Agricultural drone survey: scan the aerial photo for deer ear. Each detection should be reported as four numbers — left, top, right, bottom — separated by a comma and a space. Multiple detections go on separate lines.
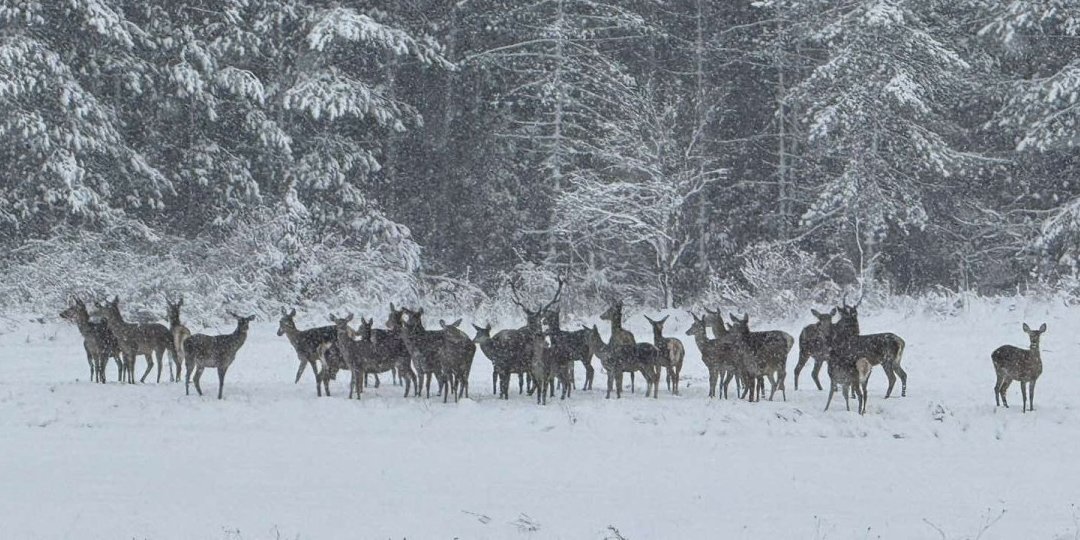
1023, 323, 1031, 332
729, 313, 739, 323
1039, 323, 1047, 332
658, 315, 668, 324
811, 309, 822, 317
389, 302, 396, 313
345, 312, 354, 322
829, 307, 837, 316
289, 308, 296, 318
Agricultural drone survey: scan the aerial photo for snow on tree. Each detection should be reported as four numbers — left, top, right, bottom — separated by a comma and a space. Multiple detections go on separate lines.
552, 90, 724, 307
786, 0, 978, 280
0, 1, 168, 241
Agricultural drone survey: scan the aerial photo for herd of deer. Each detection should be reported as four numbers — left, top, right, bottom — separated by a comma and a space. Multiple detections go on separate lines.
56, 283, 1048, 414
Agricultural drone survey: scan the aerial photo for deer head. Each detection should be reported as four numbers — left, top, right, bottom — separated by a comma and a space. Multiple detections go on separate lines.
277, 307, 297, 336
1023, 322, 1047, 350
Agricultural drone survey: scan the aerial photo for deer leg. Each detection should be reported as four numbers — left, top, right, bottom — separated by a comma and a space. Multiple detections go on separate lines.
777, 370, 788, 402
993, 372, 1003, 407
217, 366, 227, 399
374, 372, 381, 388
1028, 380, 1037, 412
708, 367, 718, 398
154, 349, 164, 384
605, 370, 614, 399
793, 350, 810, 391
193, 366, 204, 396
767, 372, 778, 401
585, 361, 594, 390
1020, 380, 1028, 414
295, 360, 308, 384
184, 359, 193, 395
517, 372, 524, 394
810, 359, 824, 391
843, 384, 851, 411
825, 384, 836, 412
882, 365, 897, 399
1000, 378, 1012, 408
629, 371, 635, 393
893, 364, 908, 397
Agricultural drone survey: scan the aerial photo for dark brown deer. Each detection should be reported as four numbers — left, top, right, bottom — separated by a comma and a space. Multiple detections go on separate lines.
834, 300, 907, 398
165, 296, 190, 382
793, 308, 836, 391
992, 323, 1046, 412
375, 305, 419, 397
473, 323, 530, 399
396, 307, 447, 400
541, 308, 593, 390
182, 312, 255, 399
98, 296, 175, 384
685, 313, 738, 398
644, 315, 685, 395
277, 308, 344, 397
600, 300, 638, 392
326, 313, 371, 399
727, 313, 793, 402
582, 325, 660, 399
439, 318, 477, 401
60, 297, 121, 383
824, 350, 871, 415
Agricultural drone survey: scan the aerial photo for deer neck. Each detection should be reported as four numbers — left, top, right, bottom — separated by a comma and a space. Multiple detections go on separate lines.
1030, 340, 1042, 363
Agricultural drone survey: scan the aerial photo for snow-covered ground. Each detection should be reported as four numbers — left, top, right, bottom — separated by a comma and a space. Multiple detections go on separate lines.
2, 300, 1079, 539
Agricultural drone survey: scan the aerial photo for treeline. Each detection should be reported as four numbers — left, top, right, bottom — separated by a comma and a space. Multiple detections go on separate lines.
1, 0, 1078, 310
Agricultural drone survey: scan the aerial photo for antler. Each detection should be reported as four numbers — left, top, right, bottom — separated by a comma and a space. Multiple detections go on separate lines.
507, 276, 530, 312
540, 275, 565, 313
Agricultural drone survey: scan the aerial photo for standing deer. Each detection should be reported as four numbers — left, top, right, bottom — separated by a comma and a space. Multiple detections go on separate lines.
182, 312, 255, 399
277, 308, 344, 397
98, 296, 175, 384
439, 318, 477, 401
396, 307, 447, 400
165, 296, 190, 382
834, 300, 907, 398
600, 300, 638, 392
60, 297, 121, 383
992, 323, 1046, 412
685, 313, 738, 398
582, 325, 660, 399
473, 323, 530, 400
793, 308, 836, 391
644, 315, 684, 395
727, 314, 793, 402
825, 313, 871, 415
542, 308, 593, 390
327, 313, 371, 399
380, 305, 420, 397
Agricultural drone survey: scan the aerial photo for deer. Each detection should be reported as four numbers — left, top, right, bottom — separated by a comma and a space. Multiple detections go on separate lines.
277, 308, 344, 397
541, 307, 593, 391
325, 313, 374, 399
381, 305, 419, 397
727, 314, 793, 402
644, 315, 685, 395
98, 296, 175, 384
685, 313, 738, 398
440, 319, 476, 400
600, 300, 638, 392
992, 323, 1046, 412
473, 323, 530, 399
181, 312, 255, 399
527, 323, 553, 405
834, 297, 907, 398
165, 296, 190, 382
582, 324, 661, 399
397, 308, 474, 403
395, 307, 447, 400
824, 348, 871, 415
793, 308, 836, 391
60, 297, 122, 383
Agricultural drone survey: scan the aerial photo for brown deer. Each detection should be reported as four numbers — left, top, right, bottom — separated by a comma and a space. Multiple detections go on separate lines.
824, 351, 871, 415
326, 313, 372, 399
582, 325, 660, 399
541, 307, 593, 390
182, 312, 255, 399
277, 308, 344, 397
165, 296, 190, 382
60, 297, 121, 383
473, 323, 530, 399
727, 313, 793, 402
685, 313, 738, 398
992, 323, 1046, 412
381, 305, 419, 397
793, 308, 836, 391
600, 300, 638, 392
439, 318, 477, 401
98, 296, 175, 384
644, 315, 685, 395
834, 300, 907, 398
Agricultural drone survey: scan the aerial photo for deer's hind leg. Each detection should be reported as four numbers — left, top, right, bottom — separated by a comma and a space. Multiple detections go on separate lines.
154, 348, 165, 383
993, 370, 1004, 407
193, 366, 205, 396
216, 366, 228, 399
1028, 379, 1037, 412
999, 378, 1013, 408
1020, 379, 1029, 414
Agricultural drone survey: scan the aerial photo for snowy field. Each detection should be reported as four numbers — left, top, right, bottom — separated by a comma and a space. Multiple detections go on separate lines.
2, 300, 1080, 540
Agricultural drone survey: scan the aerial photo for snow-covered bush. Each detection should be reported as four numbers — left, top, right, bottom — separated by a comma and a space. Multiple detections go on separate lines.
693, 242, 840, 319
